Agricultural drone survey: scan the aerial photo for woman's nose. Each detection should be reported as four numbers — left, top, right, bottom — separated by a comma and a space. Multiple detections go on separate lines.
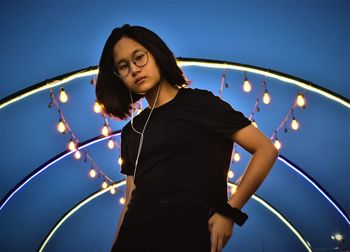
130, 62, 141, 76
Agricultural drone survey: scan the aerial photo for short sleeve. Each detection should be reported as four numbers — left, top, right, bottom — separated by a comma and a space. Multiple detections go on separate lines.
120, 127, 134, 176
198, 89, 251, 139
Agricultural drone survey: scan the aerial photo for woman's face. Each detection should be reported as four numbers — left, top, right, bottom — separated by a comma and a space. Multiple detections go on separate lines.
113, 37, 161, 95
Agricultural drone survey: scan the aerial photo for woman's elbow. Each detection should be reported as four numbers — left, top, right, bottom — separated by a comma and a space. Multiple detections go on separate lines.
260, 141, 279, 161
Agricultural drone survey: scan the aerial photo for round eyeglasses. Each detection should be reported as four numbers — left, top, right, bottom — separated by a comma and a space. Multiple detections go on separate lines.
113, 50, 149, 78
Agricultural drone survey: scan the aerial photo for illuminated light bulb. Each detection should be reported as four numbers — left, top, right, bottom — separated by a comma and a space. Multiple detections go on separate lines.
228, 169, 234, 179
243, 78, 252, 93
59, 87, 68, 103
231, 187, 237, 195
89, 168, 97, 178
108, 139, 115, 149
119, 197, 126, 205
291, 117, 300, 130
137, 107, 142, 115
93, 101, 102, 113
110, 187, 116, 195
233, 152, 241, 162
68, 139, 76, 151
101, 181, 108, 189
274, 139, 282, 150
252, 120, 258, 128
118, 157, 123, 166
74, 151, 81, 160
263, 91, 271, 104
296, 93, 305, 107
334, 233, 343, 241
101, 125, 109, 136
57, 120, 66, 133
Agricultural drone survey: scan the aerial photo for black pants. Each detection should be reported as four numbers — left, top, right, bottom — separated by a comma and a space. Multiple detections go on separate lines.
111, 202, 211, 252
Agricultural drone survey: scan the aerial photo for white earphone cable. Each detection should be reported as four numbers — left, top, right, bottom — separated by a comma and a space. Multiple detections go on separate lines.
126, 82, 162, 204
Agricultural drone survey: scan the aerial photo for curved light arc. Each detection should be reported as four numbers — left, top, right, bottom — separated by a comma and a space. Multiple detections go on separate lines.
1, 59, 349, 109
1, 133, 348, 229
38, 180, 126, 252
177, 60, 349, 108
0, 131, 121, 211
38, 181, 312, 252
278, 155, 350, 225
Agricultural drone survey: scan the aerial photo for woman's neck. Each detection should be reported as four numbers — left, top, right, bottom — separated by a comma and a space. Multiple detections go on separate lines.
145, 80, 179, 109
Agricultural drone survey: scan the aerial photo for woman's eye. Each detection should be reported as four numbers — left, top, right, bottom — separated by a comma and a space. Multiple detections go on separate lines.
135, 54, 144, 62
118, 63, 128, 70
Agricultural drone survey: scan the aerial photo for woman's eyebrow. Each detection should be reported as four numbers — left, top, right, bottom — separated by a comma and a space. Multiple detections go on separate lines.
115, 48, 144, 65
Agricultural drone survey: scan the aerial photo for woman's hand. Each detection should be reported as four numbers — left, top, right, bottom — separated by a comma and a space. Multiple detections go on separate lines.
208, 212, 234, 252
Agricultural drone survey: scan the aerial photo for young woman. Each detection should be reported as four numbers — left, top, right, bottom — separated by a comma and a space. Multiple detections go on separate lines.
96, 24, 278, 252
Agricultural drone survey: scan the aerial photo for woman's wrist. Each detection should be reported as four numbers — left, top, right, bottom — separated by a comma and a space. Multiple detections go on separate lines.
214, 202, 248, 226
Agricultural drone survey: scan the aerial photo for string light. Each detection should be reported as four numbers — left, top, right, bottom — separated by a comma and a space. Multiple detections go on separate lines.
228, 169, 234, 179
101, 124, 109, 136
59, 87, 68, 103
243, 76, 252, 93
68, 139, 77, 151
119, 197, 126, 205
118, 157, 123, 166
57, 119, 66, 134
230, 186, 237, 195
89, 168, 97, 178
274, 138, 282, 150
74, 151, 81, 160
263, 90, 271, 104
50, 89, 115, 190
101, 181, 108, 189
233, 152, 241, 162
296, 93, 306, 107
331, 233, 343, 241
252, 119, 258, 128
93, 101, 102, 114
108, 139, 115, 149
291, 117, 300, 130
110, 187, 116, 195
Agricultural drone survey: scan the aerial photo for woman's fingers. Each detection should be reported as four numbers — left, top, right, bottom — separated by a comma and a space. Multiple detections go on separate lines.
217, 235, 223, 252
210, 234, 218, 252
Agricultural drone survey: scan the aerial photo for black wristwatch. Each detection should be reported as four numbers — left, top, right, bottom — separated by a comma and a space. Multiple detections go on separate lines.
214, 202, 248, 227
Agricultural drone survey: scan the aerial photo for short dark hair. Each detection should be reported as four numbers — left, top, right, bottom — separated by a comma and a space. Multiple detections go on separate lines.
95, 24, 189, 120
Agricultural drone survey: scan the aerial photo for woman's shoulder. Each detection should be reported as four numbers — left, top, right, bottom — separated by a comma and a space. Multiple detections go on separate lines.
180, 87, 214, 100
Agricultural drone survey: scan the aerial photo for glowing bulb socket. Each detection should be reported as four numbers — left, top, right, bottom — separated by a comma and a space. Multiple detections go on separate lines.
118, 157, 123, 166
119, 197, 126, 205
101, 125, 109, 136
274, 139, 282, 150
94, 101, 102, 113
89, 168, 97, 178
102, 181, 108, 189
233, 152, 241, 162
296, 93, 305, 107
228, 169, 234, 179
243, 78, 252, 93
291, 118, 300, 130
74, 151, 81, 160
57, 120, 66, 133
108, 139, 115, 149
59, 87, 68, 103
263, 91, 271, 104
68, 139, 76, 151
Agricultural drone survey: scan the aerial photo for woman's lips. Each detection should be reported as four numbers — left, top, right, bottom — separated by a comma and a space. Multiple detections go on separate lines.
135, 77, 146, 85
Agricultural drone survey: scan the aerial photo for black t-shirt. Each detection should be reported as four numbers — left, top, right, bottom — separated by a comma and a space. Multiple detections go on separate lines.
120, 87, 251, 209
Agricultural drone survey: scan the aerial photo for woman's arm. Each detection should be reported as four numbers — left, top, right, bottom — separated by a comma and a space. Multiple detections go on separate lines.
209, 124, 279, 252
112, 175, 135, 246
228, 124, 279, 209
